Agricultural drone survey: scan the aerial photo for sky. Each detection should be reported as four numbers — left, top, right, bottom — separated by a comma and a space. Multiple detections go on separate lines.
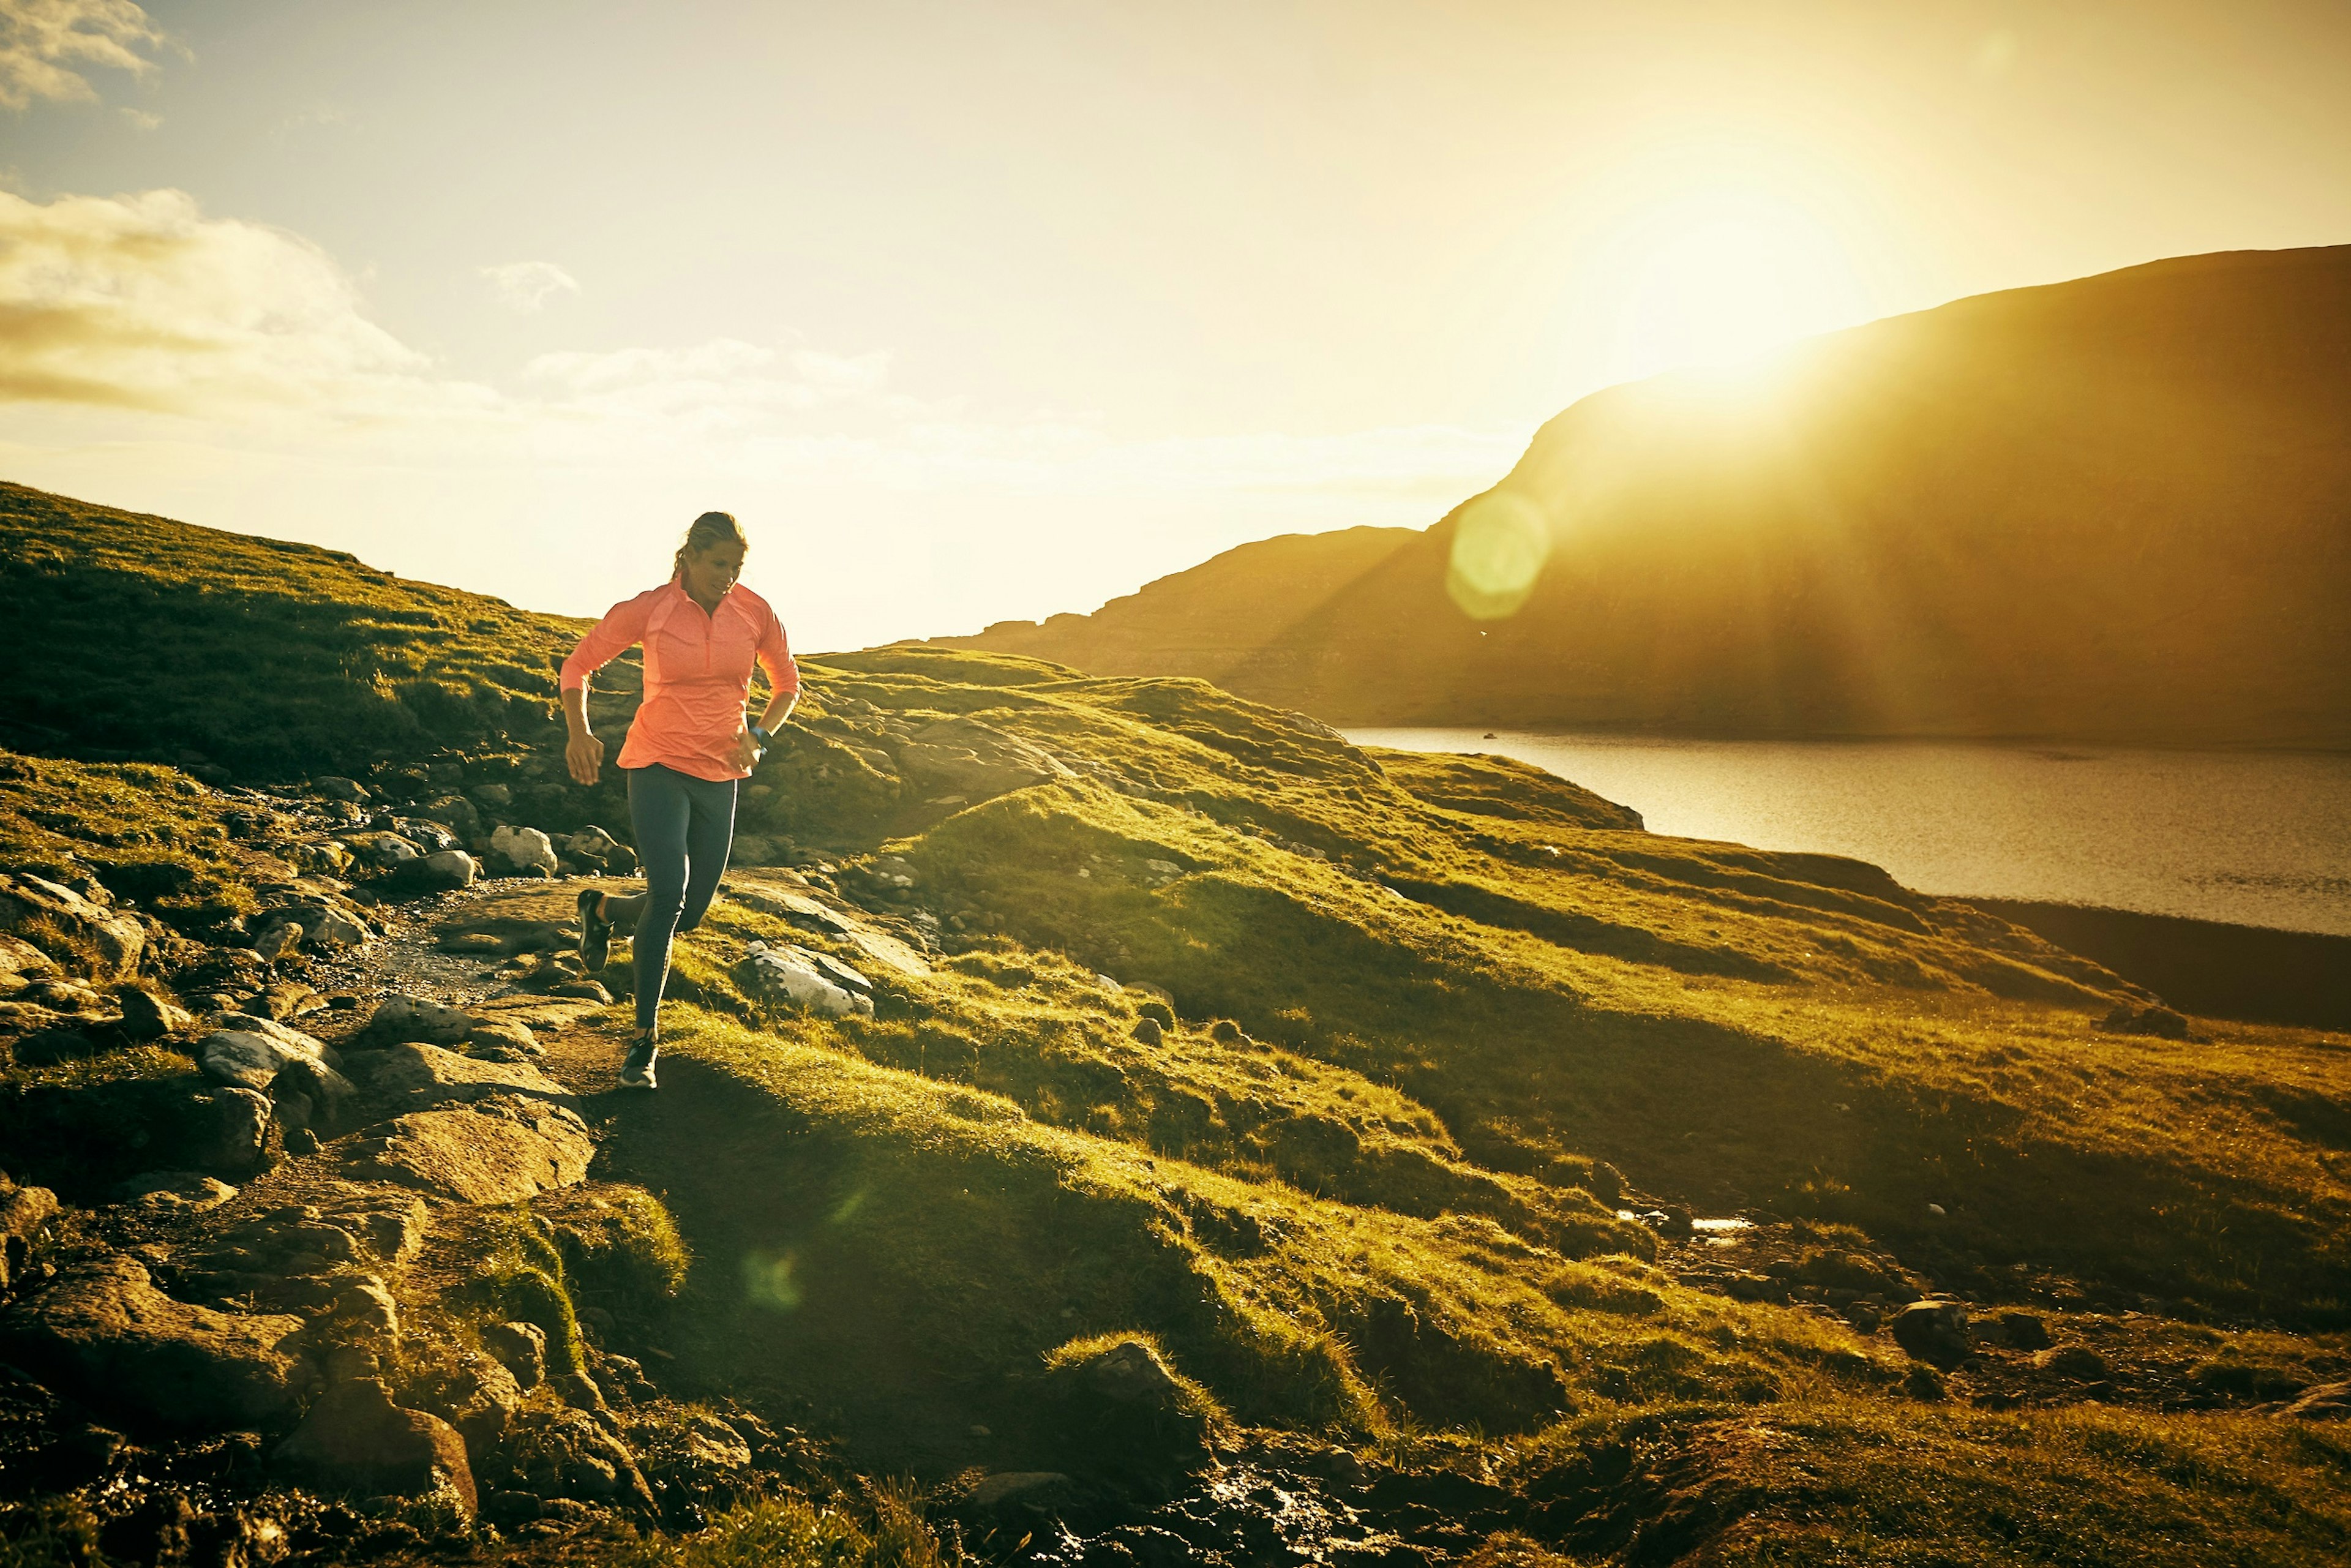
4, 0, 2350, 651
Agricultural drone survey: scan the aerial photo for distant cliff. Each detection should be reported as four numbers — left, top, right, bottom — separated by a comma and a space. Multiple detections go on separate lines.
948, 246, 2351, 746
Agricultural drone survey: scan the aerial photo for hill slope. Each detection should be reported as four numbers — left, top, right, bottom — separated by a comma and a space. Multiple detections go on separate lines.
0, 493, 2345, 1566
951, 246, 2351, 745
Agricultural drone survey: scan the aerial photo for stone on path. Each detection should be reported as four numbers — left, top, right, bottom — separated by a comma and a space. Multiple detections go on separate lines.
346, 1095, 594, 1204
112, 1171, 238, 1213
362, 995, 476, 1047
350, 1041, 576, 1112
0, 1255, 307, 1428
489, 826, 560, 879
274, 1377, 476, 1515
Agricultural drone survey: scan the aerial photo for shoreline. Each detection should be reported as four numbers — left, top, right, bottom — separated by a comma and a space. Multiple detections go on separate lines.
1964, 897, 2351, 1032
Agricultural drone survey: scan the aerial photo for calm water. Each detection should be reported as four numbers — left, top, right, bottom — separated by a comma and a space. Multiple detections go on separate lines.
1347, 730, 2351, 937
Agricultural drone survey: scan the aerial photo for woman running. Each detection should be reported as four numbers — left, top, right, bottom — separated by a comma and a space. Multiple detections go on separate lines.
559, 510, 798, 1089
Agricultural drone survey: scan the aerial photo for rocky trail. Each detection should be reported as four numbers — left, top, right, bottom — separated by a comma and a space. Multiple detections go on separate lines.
2, 857, 1589, 1568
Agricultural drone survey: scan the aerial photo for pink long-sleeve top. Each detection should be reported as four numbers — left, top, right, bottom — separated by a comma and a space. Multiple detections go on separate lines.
560, 579, 798, 782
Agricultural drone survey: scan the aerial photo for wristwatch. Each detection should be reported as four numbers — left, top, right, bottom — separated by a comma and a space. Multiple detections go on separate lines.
748, 724, 773, 750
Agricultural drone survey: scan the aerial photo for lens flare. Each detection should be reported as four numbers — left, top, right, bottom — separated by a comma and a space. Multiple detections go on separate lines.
1446, 490, 1551, 621
743, 1248, 801, 1311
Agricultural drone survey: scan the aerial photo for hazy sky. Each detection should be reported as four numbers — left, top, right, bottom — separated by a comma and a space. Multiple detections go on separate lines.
5, 0, 2350, 649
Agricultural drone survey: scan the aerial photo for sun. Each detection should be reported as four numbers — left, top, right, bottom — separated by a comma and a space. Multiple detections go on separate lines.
1597, 188, 1873, 384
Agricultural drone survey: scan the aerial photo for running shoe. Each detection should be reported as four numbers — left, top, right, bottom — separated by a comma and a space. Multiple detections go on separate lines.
619, 1032, 659, 1090
577, 887, 612, 972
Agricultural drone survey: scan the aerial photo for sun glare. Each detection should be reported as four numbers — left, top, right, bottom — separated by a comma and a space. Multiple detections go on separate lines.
1597, 189, 1873, 384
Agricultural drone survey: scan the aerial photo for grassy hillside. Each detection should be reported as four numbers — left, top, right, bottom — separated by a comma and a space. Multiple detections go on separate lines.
1, 495, 2347, 1566
949, 246, 2351, 746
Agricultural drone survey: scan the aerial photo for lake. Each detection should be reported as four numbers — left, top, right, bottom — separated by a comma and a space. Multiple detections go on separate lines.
1344, 730, 2351, 938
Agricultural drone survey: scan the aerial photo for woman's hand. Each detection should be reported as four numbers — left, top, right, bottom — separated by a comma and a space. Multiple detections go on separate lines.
567, 730, 606, 786
730, 725, 763, 773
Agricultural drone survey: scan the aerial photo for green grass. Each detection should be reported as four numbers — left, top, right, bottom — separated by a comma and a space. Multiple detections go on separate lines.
5, 492, 2350, 1563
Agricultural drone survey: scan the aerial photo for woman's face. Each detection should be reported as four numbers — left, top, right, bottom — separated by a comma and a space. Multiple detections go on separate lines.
684, 539, 746, 602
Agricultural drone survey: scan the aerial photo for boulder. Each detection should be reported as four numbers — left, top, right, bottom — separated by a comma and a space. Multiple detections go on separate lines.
0, 1255, 307, 1428
186, 1086, 276, 1173
420, 795, 482, 839
381, 850, 479, 896
345, 1095, 595, 1204
348, 1041, 576, 1111
115, 987, 193, 1041
198, 1031, 291, 1092
1131, 1017, 1164, 1047
313, 776, 368, 802
566, 825, 622, 861
111, 1171, 238, 1212
420, 1351, 525, 1454
742, 942, 862, 1018
252, 919, 304, 963
348, 831, 422, 868
274, 1378, 476, 1514
195, 1018, 340, 1093
272, 1055, 361, 1133
1889, 1299, 1973, 1367
488, 826, 559, 879
362, 995, 477, 1047
0, 1177, 60, 1290
506, 1405, 656, 1513
482, 1320, 548, 1389
470, 782, 513, 810
0, 872, 144, 978
466, 1017, 541, 1055
0, 932, 58, 983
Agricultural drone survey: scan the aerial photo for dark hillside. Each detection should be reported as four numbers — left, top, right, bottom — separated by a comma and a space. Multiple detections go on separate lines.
0, 482, 593, 778
950, 245, 2351, 746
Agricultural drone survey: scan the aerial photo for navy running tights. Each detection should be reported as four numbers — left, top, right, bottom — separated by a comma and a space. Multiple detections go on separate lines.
604, 762, 737, 1034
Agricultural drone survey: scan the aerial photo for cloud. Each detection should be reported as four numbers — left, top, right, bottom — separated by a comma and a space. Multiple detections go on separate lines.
0, 187, 451, 413
0, 0, 168, 110
116, 102, 155, 127
481, 260, 580, 313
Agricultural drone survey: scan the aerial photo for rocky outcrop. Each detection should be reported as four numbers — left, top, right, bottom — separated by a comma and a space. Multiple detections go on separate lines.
0, 1176, 59, 1289
894, 716, 1071, 800
0, 872, 144, 977
0, 1255, 307, 1429
346, 1095, 595, 1204
274, 1378, 477, 1514
360, 995, 477, 1047
347, 1041, 577, 1111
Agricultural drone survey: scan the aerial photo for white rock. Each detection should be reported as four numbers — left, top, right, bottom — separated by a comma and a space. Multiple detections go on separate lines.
745, 948, 856, 1017
198, 1031, 286, 1092
421, 850, 479, 889
489, 826, 558, 877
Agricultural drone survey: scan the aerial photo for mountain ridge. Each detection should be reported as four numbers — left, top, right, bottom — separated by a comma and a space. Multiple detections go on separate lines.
945, 244, 2351, 746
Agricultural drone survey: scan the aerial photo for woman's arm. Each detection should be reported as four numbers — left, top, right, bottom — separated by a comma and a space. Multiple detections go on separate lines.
735, 610, 801, 768
563, 685, 606, 786
559, 593, 654, 786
